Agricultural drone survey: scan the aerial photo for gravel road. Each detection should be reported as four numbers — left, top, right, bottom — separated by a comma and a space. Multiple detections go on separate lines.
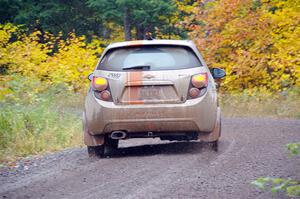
1, 118, 300, 199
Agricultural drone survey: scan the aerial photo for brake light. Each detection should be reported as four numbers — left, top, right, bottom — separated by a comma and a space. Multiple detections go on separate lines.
92, 77, 112, 101
189, 88, 200, 98
188, 73, 208, 99
92, 77, 108, 91
100, 90, 111, 101
191, 73, 208, 88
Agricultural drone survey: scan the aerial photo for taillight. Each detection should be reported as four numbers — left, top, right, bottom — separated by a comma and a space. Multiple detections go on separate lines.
100, 90, 111, 101
189, 87, 200, 98
191, 73, 208, 88
92, 77, 108, 91
188, 73, 208, 99
92, 77, 112, 101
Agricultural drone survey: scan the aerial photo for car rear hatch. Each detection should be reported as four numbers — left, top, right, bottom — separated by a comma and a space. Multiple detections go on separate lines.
94, 45, 204, 105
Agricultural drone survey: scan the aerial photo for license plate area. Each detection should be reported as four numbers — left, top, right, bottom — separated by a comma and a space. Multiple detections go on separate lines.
139, 86, 161, 100
121, 85, 179, 104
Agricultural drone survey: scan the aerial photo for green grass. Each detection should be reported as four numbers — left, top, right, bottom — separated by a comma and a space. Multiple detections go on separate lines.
0, 81, 84, 163
220, 88, 300, 119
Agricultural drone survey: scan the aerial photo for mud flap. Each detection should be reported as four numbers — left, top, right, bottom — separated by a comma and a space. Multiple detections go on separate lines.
198, 107, 221, 142
84, 130, 105, 146
83, 112, 105, 146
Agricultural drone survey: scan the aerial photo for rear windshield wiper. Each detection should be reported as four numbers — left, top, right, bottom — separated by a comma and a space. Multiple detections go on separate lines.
122, 65, 151, 70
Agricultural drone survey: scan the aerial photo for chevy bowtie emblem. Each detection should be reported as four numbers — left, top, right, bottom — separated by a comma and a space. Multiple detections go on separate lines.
143, 74, 155, 79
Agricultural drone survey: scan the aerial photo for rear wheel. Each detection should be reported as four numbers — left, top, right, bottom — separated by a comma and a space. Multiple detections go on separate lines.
87, 136, 119, 158
209, 117, 221, 152
209, 140, 218, 152
87, 145, 105, 157
104, 137, 119, 155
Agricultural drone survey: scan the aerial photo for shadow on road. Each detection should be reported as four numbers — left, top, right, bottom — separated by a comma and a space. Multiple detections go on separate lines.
108, 141, 210, 158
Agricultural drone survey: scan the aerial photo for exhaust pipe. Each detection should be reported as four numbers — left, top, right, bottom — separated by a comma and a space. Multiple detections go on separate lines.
110, 131, 127, 140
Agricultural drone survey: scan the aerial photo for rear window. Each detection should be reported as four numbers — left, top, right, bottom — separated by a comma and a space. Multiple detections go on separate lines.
97, 45, 202, 71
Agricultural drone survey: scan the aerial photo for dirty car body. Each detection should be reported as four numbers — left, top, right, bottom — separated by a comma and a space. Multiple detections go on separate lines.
83, 40, 225, 157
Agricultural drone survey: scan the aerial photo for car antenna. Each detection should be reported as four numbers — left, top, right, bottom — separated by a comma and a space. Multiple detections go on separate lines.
145, 32, 154, 40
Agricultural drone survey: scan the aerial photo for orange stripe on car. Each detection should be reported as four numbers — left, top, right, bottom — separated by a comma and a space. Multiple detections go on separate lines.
126, 71, 144, 105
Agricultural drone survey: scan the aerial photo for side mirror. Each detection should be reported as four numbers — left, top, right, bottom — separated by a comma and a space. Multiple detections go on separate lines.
88, 73, 93, 81
211, 68, 226, 79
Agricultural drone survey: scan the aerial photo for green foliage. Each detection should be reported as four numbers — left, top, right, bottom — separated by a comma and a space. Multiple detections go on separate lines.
220, 87, 300, 119
286, 142, 300, 156
251, 177, 300, 197
0, 0, 103, 38
252, 142, 300, 197
0, 76, 83, 163
87, 0, 177, 39
0, 0, 184, 40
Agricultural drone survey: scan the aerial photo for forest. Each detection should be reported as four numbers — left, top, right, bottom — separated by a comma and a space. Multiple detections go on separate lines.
0, 1, 299, 196
1, 0, 299, 92
0, 0, 299, 164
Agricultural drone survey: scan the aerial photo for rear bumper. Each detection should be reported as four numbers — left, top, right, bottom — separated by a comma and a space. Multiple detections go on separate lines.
84, 90, 218, 136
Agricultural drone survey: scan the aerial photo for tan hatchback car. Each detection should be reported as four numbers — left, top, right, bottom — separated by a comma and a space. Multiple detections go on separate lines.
83, 40, 226, 157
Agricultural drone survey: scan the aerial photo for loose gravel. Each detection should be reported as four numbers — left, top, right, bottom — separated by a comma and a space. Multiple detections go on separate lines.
0, 118, 300, 199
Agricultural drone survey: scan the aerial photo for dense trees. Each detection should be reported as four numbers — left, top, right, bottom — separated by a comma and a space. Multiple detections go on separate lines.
0, 0, 182, 40
0, 0, 299, 92
0, 0, 102, 37
87, 0, 177, 40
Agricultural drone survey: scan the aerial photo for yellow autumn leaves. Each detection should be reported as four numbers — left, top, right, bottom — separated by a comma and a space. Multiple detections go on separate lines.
0, 24, 105, 98
187, 0, 300, 92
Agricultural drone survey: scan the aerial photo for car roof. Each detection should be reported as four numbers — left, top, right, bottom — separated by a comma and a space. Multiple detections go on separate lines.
107, 40, 196, 49
97, 39, 207, 69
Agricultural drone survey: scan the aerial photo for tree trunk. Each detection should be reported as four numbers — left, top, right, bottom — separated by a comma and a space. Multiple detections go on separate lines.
124, 7, 131, 41
103, 24, 111, 39
136, 25, 144, 40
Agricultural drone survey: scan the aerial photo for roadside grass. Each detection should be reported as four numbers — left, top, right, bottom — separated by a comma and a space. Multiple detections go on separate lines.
0, 80, 84, 163
220, 88, 300, 119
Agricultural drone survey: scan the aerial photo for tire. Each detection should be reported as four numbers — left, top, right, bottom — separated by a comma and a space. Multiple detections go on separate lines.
87, 145, 105, 157
104, 137, 119, 156
87, 136, 119, 158
209, 117, 221, 152
209, 140, 218, 152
